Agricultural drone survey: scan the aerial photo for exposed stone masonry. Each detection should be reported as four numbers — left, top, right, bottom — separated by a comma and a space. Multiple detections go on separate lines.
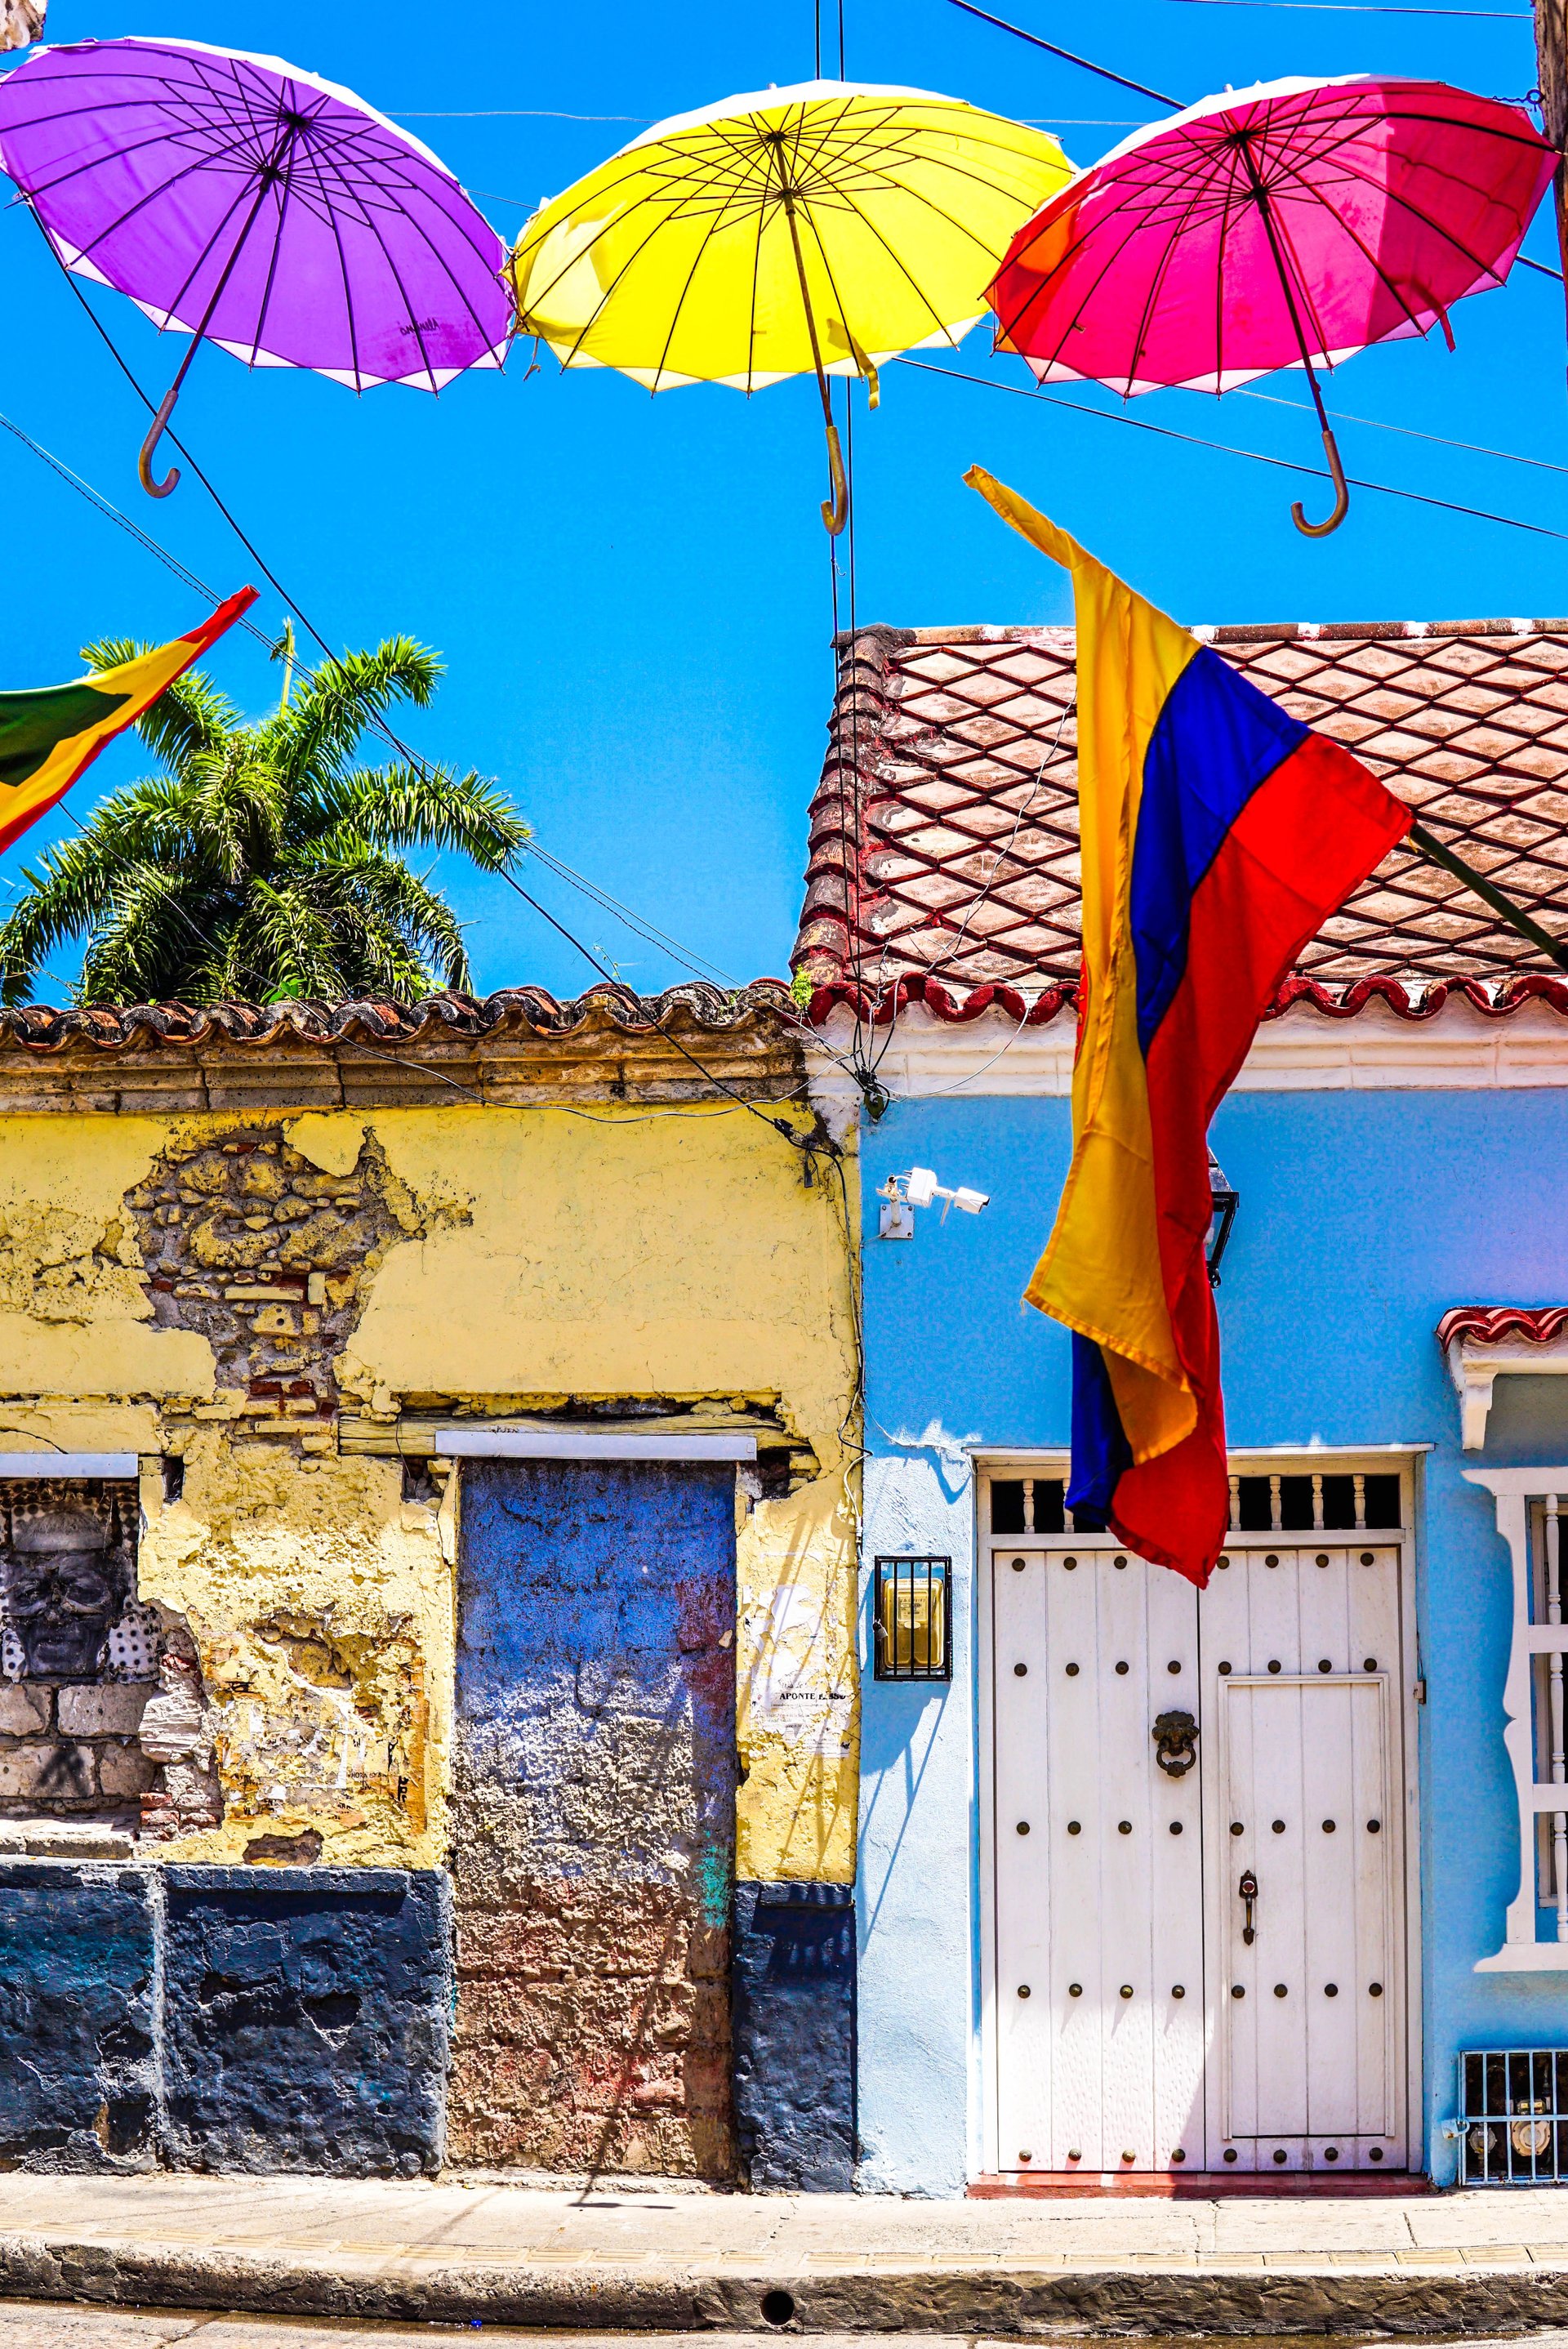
128, 1128, 433, 1433
0, 1678, 154, 1820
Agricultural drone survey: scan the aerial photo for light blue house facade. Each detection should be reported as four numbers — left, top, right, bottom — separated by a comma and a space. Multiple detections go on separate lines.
799, 615, 1568, 2195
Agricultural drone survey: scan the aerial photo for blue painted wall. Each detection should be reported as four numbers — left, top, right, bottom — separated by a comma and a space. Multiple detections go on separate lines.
162, 1866, 449, 2176
857, 1086, 1568, 2192
450, 1458, 737, 2174
0, 1861, 448, 2174
733, 1880, 855, 2189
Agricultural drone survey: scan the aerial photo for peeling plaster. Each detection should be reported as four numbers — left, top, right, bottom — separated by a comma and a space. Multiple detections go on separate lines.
0, 1102, 858, 1887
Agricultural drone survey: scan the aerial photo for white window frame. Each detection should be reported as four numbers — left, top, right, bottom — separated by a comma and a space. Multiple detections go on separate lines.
1465, 1468, 1568, 1971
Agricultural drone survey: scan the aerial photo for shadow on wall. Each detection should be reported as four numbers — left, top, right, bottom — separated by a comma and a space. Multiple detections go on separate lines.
448, 1456, 738, 2178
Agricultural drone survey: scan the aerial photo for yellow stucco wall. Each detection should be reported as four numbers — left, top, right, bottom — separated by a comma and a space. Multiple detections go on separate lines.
0, 1100, 859, 1880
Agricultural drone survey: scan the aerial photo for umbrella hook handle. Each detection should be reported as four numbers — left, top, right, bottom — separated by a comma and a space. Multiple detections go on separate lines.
1292, 426, 1349, 538
138, 386, 182, 499
822, 420, 849, 537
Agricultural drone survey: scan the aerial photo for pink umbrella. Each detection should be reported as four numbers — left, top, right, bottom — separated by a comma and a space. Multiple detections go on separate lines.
985, 76, 1556, 536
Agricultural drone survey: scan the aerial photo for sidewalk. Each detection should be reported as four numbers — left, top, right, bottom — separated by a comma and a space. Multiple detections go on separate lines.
7, 2174, 1568, 2333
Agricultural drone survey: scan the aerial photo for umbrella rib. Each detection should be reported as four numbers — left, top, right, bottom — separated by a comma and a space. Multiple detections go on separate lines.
994, 196, 1158, 375
1263, 154, 1433, 341
1268, 135, 1530, 296
245, 127, 298, 370
289, 131, 368, 388
14, 113, 278, 221
813, 172, 996, 345
294, 126, 504, 369
533, 206, 708, 367
514, 153, 748, 320
1120, 149, 1231, 393
1258, 124, 1497, 329
746, 145, 770, 394
336, 185, 440, 390
648, 167, 765, 390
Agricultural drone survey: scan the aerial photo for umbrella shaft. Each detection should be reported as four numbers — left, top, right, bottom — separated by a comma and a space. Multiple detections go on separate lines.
1236, 141, 1333, 436
781, 189, 836, 428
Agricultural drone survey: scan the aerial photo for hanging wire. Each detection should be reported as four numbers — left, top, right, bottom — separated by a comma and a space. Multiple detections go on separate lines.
1232, 382, 1568, 479
897, 356, 1568, 542
0, 393, 752, 995
0, 378, 892, 1120
945, 0, 1183, 108
17, 256, 849, 1174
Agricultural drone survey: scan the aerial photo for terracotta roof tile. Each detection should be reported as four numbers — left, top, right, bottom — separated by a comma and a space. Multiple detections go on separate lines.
794, 618, 1568, 1008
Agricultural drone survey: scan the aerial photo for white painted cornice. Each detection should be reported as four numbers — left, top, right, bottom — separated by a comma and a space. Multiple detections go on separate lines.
805, 996, 1568, 1113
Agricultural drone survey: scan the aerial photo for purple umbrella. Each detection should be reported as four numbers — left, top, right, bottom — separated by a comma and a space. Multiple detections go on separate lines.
0, 36, 510, 496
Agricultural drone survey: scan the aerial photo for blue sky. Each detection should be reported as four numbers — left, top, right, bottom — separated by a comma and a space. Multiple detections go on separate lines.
2, 0, 1561, 1001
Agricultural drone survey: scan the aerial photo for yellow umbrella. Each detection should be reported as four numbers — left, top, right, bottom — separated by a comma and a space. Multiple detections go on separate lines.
508, 80, 1072, 532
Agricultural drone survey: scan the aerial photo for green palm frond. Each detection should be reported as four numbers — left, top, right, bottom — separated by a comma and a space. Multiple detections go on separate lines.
315, 763, 528, 871
269, 638, 442, 792
82, 640, 241, 774
2, 635, 521, 1009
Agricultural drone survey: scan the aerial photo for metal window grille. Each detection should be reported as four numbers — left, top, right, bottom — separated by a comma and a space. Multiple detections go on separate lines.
1457, 2051, 1568, 2182
874, 1556, 951, 1682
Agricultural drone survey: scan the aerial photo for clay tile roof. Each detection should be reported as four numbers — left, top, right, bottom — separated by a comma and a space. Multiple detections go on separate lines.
0, 981, 791, 1053
793, 619, 1568, 1022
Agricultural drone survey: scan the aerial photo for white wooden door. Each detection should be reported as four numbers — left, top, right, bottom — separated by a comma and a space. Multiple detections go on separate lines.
993, 1545, 1205, 2174
1200, 1542, 1405, 2172
991, 1536, 1408, 2177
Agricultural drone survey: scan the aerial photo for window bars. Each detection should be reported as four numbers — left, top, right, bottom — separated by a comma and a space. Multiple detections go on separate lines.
989, 1472, 1401, 1538
1457, 2051, 1568, 2183
873, 1555, 951, 1682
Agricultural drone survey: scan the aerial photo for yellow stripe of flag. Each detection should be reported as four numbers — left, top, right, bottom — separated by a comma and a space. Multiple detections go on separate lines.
0, 589, 257, 857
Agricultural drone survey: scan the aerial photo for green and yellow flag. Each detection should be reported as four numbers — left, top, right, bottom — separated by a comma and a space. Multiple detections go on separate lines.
0, 587, 257, 855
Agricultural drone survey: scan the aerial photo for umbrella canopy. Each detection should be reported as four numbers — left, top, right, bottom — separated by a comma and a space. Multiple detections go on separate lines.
986, 76, 1554, 533
0, 36, 510, 492
509, 81, 1073, 529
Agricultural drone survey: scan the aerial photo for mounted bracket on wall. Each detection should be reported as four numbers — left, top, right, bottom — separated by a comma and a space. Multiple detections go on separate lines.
1439, 1308, 1568, 1451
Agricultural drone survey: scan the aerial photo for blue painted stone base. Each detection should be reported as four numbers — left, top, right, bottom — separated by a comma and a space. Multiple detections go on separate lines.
733, 1882, 855, 2191
0, 1862, 449, 2176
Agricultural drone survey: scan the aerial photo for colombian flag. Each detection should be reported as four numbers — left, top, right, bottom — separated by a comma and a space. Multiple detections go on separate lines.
0, 589, 257, 857
969, 470, 1411, 1585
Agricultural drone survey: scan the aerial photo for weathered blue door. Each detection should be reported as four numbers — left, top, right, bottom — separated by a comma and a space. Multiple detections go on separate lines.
449, 1457, 737, 2175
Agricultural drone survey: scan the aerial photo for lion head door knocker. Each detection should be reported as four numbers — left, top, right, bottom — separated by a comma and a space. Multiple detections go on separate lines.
1152, 1707, 1199, 1779
0, 1493, 134, 1680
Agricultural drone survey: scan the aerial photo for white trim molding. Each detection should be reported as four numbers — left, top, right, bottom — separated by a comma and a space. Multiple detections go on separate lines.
434, 1425, 758, 1463
1441, 1311, 1568, 1451
0, 1453, 139, 1478
1466, 1468, 1568, 1970
807, 997, 1568, 1110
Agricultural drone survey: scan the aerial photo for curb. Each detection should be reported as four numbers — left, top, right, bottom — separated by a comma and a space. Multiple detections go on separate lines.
5, 2238, 1568, 2333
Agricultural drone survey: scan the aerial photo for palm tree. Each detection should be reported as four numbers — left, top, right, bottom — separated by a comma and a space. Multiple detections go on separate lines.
0, 634, 527, 1007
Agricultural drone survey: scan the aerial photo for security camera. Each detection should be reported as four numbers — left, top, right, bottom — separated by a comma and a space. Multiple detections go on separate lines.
876, 1167, 990, 1238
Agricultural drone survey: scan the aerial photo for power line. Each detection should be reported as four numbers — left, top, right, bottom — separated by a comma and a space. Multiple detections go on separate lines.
1165, 0, 1527, 13
945, 0, 1183, 107
0, 408, 275, 649
897, 355, 1568, 541
16, 264, 835, 1154
1233, 384, 1568, 479
0, 388, 755, 1003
